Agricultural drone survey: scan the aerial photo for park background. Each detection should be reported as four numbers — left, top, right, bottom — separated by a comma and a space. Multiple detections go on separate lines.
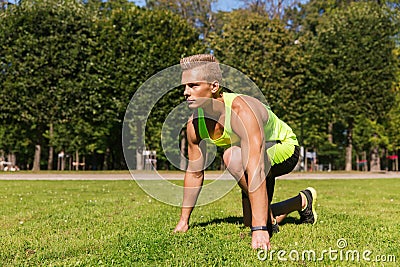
1, 0, 400, 172
1, 2, 399, 266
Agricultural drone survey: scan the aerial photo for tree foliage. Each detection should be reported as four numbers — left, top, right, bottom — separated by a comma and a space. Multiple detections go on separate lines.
145, 0, 216, 40
241, 0, 301, 18
0, 0, 97, 169
313, 1, 398, 169
0, 0, 200, 170
209, 9, 333, 156
0, 0, 399, 171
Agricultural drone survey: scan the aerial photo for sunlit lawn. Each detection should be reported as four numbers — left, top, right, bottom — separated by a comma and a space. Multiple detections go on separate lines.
0, 178, 399, 266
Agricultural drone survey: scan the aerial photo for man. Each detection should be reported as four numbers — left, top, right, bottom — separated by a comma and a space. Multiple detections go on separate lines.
173, 54, 317, 250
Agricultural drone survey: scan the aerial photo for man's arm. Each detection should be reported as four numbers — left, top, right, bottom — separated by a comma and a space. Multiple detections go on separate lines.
174, 117, 205, 233
231, 97, 270, 250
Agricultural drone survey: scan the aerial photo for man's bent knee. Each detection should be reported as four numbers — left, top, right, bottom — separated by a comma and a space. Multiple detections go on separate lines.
223, 146, 243, 177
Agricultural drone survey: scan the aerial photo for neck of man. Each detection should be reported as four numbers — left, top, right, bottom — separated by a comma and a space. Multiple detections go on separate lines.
202, 95, 225, 120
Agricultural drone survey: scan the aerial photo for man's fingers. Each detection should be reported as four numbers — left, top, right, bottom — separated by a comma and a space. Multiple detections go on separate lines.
261, 243, 269, 251
252, 242, 270, 250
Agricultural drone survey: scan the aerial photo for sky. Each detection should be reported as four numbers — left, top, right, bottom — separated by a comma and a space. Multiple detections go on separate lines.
6, 0, 302, 12
132, 0, 244, 11
212, 0, 243, 11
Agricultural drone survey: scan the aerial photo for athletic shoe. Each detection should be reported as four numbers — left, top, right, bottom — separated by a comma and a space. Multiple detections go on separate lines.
267, 218, 280, 237
271, 221, 279, 234
299, 187, 317, 224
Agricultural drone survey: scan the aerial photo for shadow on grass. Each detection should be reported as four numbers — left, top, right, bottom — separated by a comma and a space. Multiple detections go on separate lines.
279, 216, 300, 225
192, 216, 300, 228
192, 216, 243, 228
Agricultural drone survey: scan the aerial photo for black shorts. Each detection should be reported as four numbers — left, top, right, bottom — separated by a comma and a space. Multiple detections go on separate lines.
266, 145, 300, 202
269, 145, 300, 178
242, 145, 300, 202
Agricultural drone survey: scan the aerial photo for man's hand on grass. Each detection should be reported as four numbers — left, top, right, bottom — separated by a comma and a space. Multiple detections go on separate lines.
251, 231, 271, 250
173, 219, 189, 233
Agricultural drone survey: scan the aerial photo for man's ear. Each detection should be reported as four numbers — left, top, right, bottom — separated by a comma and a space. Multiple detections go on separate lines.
210, 81, 220, 94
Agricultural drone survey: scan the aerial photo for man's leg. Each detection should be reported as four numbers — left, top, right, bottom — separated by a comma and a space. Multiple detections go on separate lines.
223, 146, 274, 227
271, 187, 317, 224
271, 194, 303, 223
241, 190, 252, 227
268, 145, 317, 224
224, 146, 317, 226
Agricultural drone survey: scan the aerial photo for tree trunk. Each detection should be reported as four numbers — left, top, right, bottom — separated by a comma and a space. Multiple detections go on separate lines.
370, 146, 381, 171
305, 148, 308, 172
32, 144, 41, 171
47, 123, 54, 170
62, 154, 66, 171
345, 126, 353, 171
136, 120, 143, 170
345, 145, 352, 171
8, 152, 16, 166
328, 122, 333, 143
362, 151, 367, 172
48, 146, 54, 170
356, 153, 359, 171
75, 150, 79, 171
103, 148, 110, 170
136, 149, 143, 170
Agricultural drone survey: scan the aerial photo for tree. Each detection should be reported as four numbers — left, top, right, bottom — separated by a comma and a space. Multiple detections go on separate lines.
209, 11, 296, 114
97, 1, 202, 169
208, 9, 333, 165
353, 115, 389, 171
241, 0, 301, 18
314, 2, 399, 170
385, 92, 400, 151
0, 0, 98, 170
0, 0, 201, 170
145, 0, 216, 40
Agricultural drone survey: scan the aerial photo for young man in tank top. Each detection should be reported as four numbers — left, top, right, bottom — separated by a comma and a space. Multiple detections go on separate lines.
173, 54, 317, 250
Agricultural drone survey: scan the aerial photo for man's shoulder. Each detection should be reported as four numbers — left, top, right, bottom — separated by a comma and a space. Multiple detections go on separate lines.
230, 94, 261, 110
230, 94, 269, 123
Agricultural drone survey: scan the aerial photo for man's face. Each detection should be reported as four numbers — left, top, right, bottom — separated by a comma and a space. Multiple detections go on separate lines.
182, 68, 214, 109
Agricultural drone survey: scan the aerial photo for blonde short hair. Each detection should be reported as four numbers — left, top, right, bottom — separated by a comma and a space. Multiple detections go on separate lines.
180, 54, 222, 82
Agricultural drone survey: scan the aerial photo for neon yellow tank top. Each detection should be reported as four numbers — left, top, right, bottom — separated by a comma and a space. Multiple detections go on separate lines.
197, 93, 298, 148
197, 93, 241, 148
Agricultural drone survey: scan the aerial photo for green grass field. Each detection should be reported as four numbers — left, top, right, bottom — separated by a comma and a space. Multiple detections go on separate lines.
1, 178, 399, 266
